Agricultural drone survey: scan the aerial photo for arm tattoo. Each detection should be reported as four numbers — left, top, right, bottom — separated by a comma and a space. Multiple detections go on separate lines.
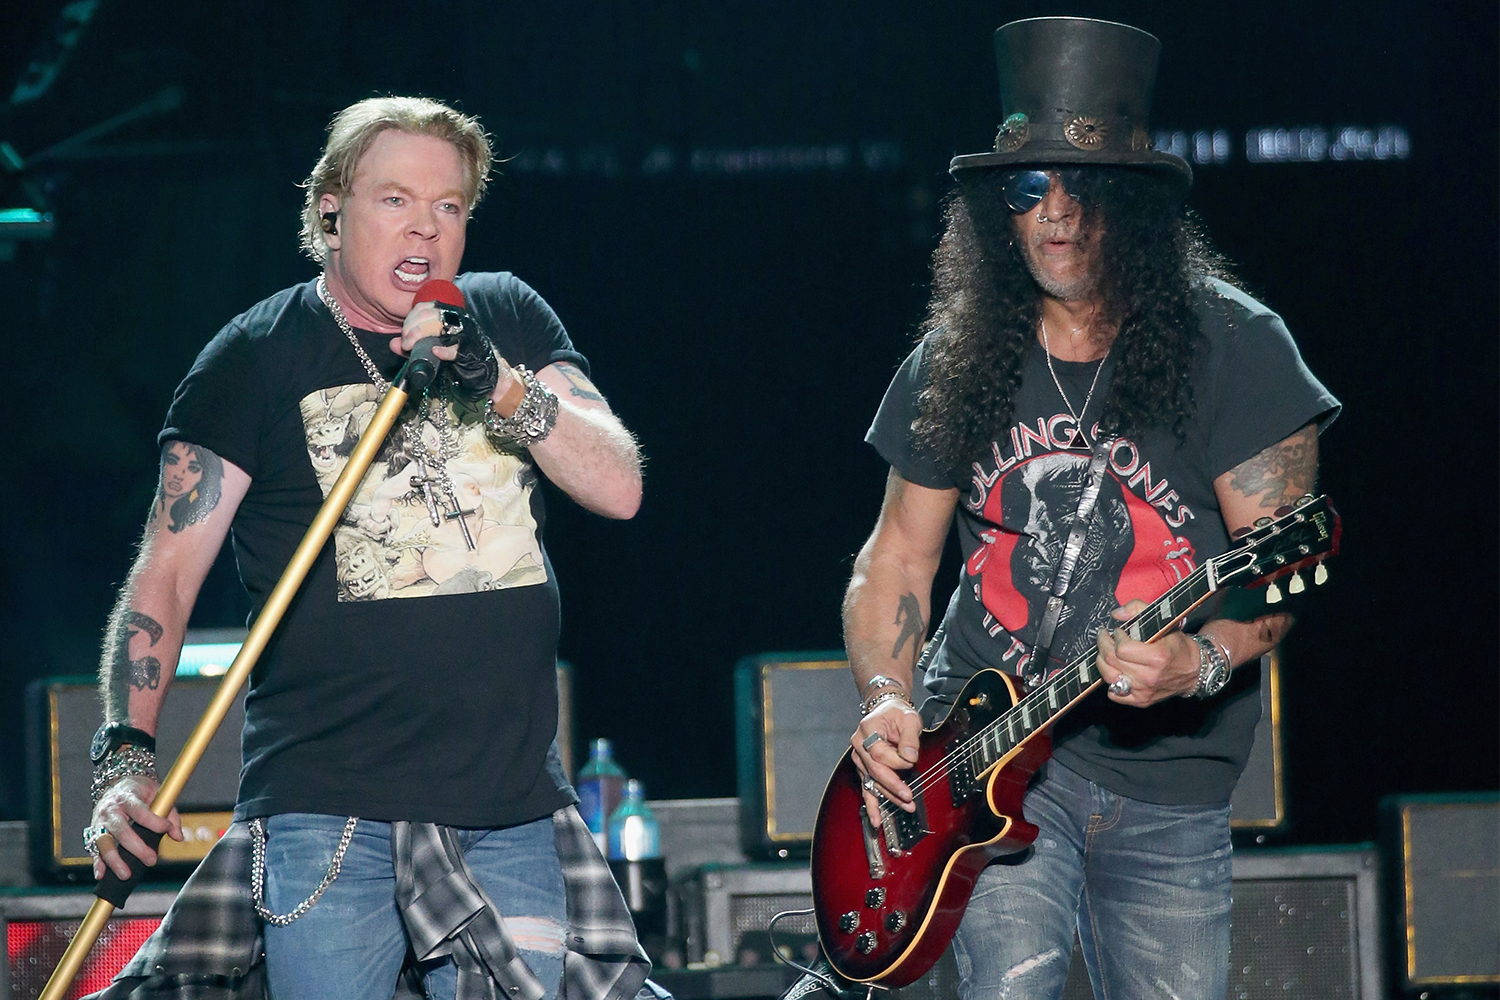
104, 608, 166, 720
156, 441, 225, 533
554, 362, 605, 402
1228, 425, 1318, 509
890, 592, 924, 662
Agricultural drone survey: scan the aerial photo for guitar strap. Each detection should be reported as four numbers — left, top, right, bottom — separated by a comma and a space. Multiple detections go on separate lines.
1022, 437, 1115, 688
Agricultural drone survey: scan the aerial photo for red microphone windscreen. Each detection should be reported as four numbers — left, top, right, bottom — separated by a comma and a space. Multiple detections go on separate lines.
411, 279, 466, 309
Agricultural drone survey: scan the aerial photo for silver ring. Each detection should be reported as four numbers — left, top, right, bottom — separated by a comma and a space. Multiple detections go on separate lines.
861, 732, 884, 750
1108, 676, 1133, 697
862, 777, 878, 793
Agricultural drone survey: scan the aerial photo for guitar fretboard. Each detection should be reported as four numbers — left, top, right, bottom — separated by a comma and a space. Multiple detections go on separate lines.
949, 560, 1216, 791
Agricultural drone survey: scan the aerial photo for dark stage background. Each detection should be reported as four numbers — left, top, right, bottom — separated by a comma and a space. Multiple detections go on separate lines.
1, 2, 1494, 849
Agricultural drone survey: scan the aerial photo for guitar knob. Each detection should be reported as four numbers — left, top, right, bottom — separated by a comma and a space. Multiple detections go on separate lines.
1265, 582, 1283, 604
865, 888, 886, 908
1314, 563, 1329, 585
884, 911, 907, 933
839, 912, 859, 933
1288, 571, 1306, 594
856, 932, 877, 954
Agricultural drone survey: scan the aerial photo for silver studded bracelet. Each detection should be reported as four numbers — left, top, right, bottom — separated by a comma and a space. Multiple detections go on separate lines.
483, 365, 559, 446
90, 746, 158, 806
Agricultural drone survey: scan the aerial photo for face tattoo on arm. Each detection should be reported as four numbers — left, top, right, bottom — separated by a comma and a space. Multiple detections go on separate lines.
155, 441, 226, 533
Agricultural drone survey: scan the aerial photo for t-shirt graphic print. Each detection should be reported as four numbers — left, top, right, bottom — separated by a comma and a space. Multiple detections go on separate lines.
299, 383, 546, 601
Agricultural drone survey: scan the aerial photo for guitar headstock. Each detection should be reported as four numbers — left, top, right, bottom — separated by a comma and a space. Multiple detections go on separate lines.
1211, 494, 1341, 603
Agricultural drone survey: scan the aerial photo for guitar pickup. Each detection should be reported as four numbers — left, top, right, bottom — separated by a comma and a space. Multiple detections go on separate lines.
887, 787, 930, 854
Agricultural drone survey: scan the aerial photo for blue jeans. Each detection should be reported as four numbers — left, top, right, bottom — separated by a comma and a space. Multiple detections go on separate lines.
260, 813, 568, 1000
952, 762, 1232, 1000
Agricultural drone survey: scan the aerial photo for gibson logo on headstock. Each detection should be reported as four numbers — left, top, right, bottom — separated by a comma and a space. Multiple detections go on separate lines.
1311, 510, 1330, 540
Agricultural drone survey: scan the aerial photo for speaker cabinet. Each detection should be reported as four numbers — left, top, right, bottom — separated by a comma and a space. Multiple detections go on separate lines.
1380, 793, 1500, 993
0, 888, 177, 1000
734, 651, 1287, 858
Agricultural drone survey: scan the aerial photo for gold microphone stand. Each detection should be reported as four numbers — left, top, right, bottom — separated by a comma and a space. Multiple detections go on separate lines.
38, 349, 440, 1000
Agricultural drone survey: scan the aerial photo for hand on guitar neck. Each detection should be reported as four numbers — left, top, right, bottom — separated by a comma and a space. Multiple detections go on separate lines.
1094, 600, 1205, 705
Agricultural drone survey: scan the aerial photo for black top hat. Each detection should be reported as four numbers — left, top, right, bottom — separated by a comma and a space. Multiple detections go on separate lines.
949, 16, 1192, 188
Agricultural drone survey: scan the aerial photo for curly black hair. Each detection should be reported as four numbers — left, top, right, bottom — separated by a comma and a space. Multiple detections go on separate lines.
913, 167, 1234, 471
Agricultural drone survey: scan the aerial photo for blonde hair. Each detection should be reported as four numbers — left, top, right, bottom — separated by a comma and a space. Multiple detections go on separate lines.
299, 96, 493, 262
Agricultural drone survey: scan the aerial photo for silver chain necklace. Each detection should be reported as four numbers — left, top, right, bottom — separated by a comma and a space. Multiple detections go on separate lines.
315, 274, 479, 549
1040, 316, 1108, 449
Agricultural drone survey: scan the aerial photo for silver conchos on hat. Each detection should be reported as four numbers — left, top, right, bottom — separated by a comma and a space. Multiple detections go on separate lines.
951, 16, 1193, 189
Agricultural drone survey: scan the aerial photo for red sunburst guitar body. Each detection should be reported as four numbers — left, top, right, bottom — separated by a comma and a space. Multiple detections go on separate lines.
809, 494, 1341, 987
811, 670, 1049, 986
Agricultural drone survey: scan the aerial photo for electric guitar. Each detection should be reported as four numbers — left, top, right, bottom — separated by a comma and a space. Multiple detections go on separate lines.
810, 494, 1341, 986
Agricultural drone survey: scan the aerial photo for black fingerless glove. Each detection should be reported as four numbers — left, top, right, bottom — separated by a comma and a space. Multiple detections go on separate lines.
440, 305, 500, 401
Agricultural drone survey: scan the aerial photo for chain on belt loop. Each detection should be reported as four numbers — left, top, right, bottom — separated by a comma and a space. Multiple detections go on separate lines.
249, 816, 358, 926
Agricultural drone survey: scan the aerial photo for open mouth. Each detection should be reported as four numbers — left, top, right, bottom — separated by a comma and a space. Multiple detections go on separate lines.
394, 257, 430, 287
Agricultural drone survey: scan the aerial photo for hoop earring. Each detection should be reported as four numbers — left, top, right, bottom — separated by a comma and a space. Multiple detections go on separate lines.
1036, 211, 1050, 224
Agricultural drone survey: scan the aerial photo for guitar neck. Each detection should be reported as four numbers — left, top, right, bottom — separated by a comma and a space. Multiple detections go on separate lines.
962, 560, 1218, 776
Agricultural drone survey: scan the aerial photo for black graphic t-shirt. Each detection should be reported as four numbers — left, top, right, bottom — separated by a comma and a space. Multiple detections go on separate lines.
162, 273, 583, 826
867, 279, 1340, 805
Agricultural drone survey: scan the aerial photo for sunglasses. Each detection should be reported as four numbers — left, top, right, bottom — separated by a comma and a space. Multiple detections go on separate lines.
1001, 169, 1085, 214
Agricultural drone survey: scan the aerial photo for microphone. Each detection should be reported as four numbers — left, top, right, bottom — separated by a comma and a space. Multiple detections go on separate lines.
411, 278, 466, 310
398, 279, 469, 393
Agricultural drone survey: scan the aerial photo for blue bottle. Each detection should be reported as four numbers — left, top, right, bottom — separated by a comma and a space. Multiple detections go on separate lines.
577, 738, 627, 854
607, 779, 661, 861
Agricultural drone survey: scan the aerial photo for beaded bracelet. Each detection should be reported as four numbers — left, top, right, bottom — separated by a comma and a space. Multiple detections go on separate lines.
861, 688, 915, 716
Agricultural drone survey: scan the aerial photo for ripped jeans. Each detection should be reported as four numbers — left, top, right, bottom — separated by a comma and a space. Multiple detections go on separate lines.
953, 762, 1232, 1000
260, 813, 567, 1000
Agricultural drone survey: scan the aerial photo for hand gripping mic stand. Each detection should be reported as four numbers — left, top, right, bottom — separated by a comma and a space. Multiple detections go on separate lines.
38, 341, 446, 1000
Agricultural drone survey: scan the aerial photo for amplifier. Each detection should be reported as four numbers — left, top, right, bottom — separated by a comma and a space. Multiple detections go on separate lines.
24, 676, 244, 881
735, 651, 1287, 858
677, 847, 1382, 1000
1, 888, 177, 1000
1379, 792, 1500, 993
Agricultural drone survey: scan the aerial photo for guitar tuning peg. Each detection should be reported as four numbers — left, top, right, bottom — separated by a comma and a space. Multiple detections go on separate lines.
1274, 505, 1293, 518
1254, 517, 1273, 528
1265, 581, 1284, 604
1314, 562, 1329, 586
1288, 571, 1306, 595
1231, 526, 1253, 539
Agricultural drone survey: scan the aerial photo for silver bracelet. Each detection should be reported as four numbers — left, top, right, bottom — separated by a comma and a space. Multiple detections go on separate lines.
483, 365, 559, 445
1189, 632, 1232, 699
862, 674, 907, 696
861, 688, 915, 716
90, 746, 158, 806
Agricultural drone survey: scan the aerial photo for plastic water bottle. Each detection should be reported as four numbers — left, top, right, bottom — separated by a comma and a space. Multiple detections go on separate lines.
607, 779, 661, 861
577, 738, 627, 854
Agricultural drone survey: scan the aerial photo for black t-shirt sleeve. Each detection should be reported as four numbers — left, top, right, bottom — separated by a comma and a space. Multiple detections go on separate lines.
460, 272, 589, 377
1202, 290, 1341, 479
865, 341, 955, 490
159, 321, 266, 479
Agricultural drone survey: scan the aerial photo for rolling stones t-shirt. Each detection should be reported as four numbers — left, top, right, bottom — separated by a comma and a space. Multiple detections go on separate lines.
162, 273, 581, 826
867, 279, 1340, 804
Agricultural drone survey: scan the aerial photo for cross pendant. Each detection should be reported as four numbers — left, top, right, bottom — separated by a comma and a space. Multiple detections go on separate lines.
410, 475, 445, 527
441, 484, 479, 551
